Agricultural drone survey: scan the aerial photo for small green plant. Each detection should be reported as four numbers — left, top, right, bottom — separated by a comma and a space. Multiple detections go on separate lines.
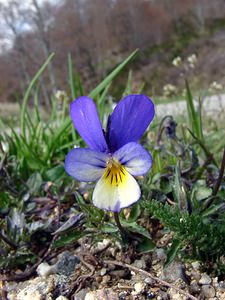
141, 79, 225, 272
0, 50, 145, 276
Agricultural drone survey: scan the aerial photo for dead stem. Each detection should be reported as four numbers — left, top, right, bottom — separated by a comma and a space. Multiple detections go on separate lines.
213, 146, 225, 196
104, 260, 199, 300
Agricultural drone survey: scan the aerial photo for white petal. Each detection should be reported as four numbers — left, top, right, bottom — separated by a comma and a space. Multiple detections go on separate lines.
92, 166, 141, 212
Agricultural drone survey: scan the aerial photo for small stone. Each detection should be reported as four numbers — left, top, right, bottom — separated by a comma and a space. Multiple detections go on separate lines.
218, 280, 225, 290
201, 285, 216, 298
85, 289, 118, 300
132, 259, 146, 269
7, 274, 70, 300
134, 282, 145, 293
191, 261, 200, 270
73, 288, 89, 300
155, 248, 167, 261
95, 275, 102, 283
161, 261, 186, 283
199, 274, 212, 285
95, 239, 111, 252
101, 275, 111, 284
216, 291, 225, 300
119, 292, 127, 300
100, 268, 107, 276
56, 251, 79, 276
157, 290, 169, 300
167, 288, 186, 300
191, 270, 201, 281
190, 280, 200, 294
144, 277, 154, 285
212, 277, 219, 287
84, 292, 95, 300
18, 290, 42, 300
55, 297, 69, 300
110, 269, 128, 278
37, 262, 56, 277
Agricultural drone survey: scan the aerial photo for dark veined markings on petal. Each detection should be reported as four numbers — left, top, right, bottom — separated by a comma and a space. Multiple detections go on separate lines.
103, 160, 127, 187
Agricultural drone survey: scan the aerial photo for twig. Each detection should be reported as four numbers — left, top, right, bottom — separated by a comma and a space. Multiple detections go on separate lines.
104, 260, 199, 300
213, 147, 225, 196
69, 254, 95, 297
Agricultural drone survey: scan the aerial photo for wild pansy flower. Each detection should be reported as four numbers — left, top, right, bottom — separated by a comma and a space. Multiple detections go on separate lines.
65, 95, 155, 212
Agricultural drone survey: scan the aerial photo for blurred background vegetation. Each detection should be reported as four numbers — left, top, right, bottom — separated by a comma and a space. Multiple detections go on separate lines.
0, 0, 225, 105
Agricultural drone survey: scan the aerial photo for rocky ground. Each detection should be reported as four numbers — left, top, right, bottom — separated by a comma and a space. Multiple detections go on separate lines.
2, 233, 225, 300
1, 96, 225, 300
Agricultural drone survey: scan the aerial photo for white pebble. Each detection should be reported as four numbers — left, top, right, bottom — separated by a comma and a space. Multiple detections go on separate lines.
134, 282, 145, 294
36, 263, 56, 277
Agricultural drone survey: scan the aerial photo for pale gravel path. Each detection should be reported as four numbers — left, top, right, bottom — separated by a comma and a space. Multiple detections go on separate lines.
155, 94, 225, 118
1, 94, 225, 136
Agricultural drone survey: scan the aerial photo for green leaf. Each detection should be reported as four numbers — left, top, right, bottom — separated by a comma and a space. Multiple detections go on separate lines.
137, 236, 155, 253
53, 231, 85, 248
45, 164, 65, 183
164, 238, 182, 268
202, 203, 225, 218
121, 220, 151, 239
0, 191, 10, 209
27, 172, 43, 194
101, 223, 118, 233
195, 187, 212, 201
160, 178, 172, 194
127, 203, 141, 223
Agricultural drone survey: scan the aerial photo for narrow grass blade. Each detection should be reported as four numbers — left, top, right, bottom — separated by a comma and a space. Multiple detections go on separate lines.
164, 238, 182, 268
68, 54, 77, 99
45, 117, 72, 160
20, 53, 55, 139
123, 70, 133, 96
34, 89, 41, 123
185, 80, 202, 141
75, 72, 84, 96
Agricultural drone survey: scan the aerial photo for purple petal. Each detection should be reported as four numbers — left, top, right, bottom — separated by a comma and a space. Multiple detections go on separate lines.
113, 142, 152, 176
108, 94, 155, 152
65, 148, 108, 182
70, 96, 108, 152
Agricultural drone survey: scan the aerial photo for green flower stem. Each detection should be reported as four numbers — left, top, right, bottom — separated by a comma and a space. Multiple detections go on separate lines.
114, 212, 127, 244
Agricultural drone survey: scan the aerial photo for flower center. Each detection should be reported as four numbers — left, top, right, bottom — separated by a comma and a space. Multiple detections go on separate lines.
103, 159, 127, 186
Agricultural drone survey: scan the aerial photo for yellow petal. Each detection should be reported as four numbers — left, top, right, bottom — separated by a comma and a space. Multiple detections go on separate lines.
92, 160, 140, 211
